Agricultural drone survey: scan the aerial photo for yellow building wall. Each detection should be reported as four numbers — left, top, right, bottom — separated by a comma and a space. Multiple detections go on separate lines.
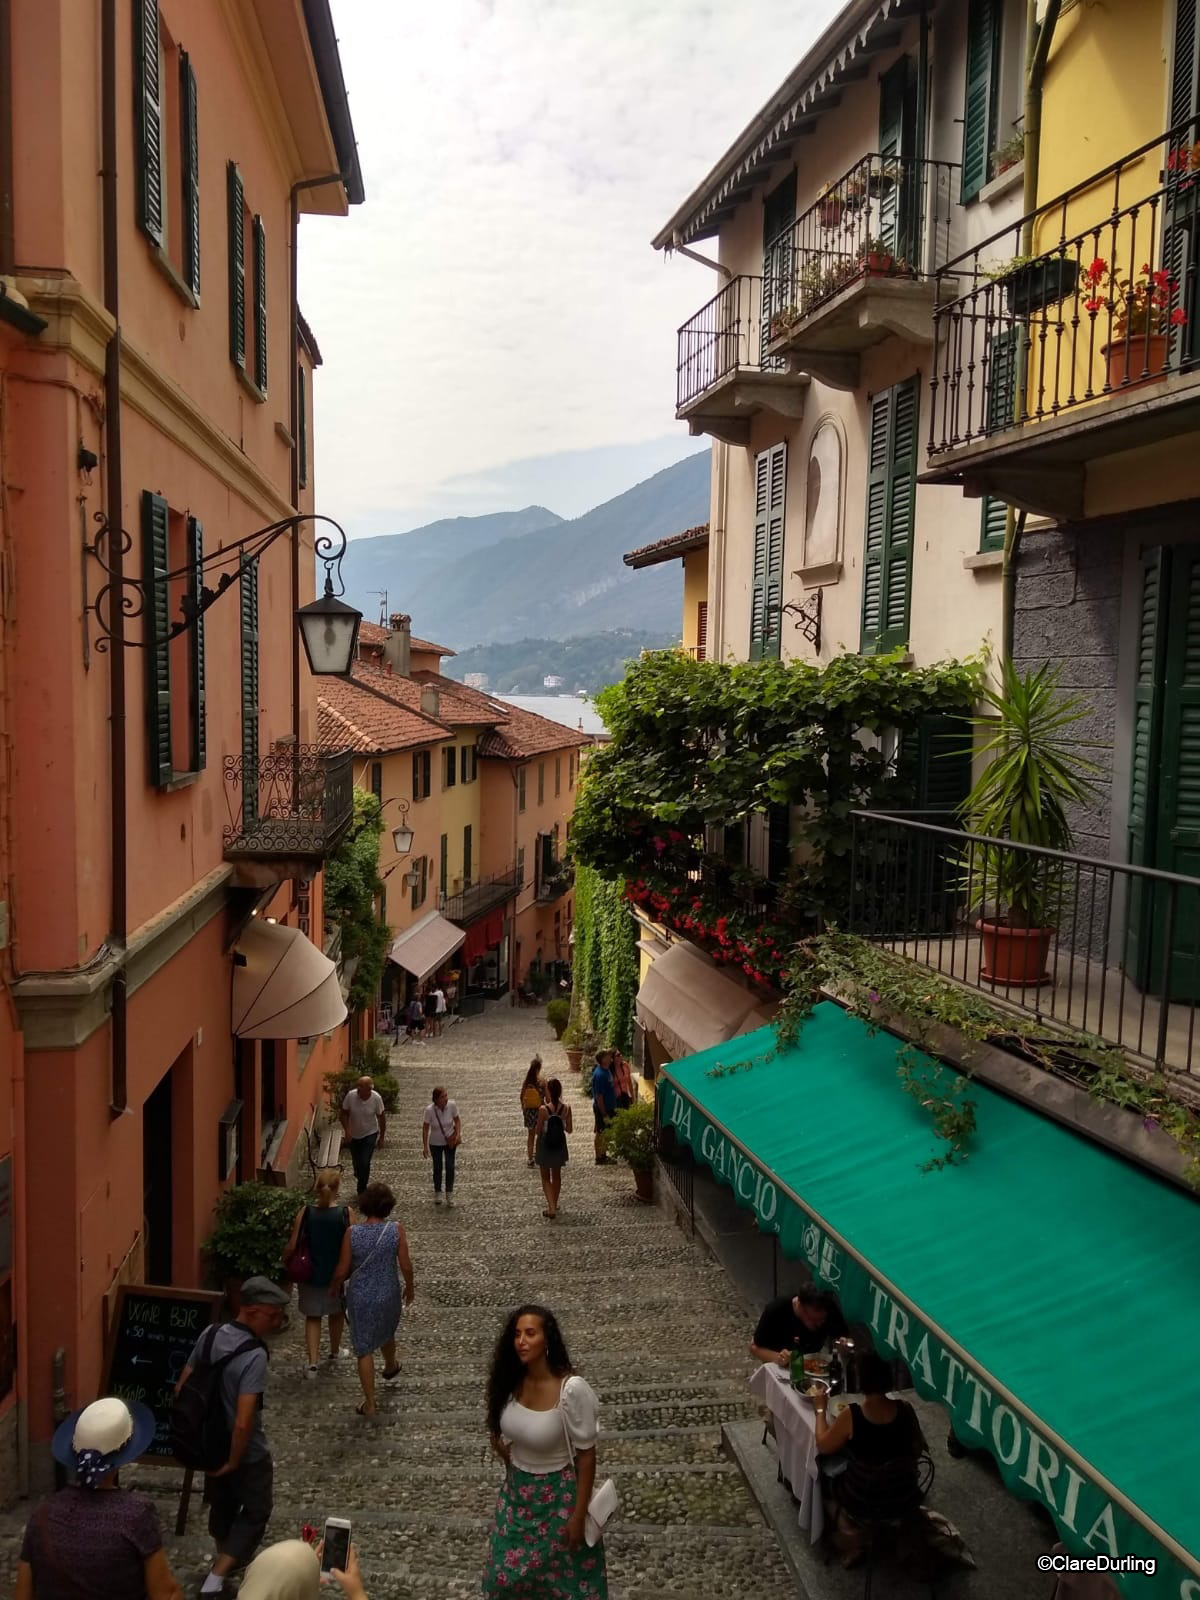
434, 731, 487, 896
681, 549, 709, 656
363, 745, 448, 942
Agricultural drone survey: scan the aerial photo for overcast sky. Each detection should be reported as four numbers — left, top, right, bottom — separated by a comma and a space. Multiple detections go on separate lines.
297, 0, 842, 535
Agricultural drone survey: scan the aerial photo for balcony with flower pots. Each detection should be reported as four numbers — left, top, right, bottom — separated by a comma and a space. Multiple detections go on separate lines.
923, 119, 1200, 521
760, 151, 959, 392
674, 273, 809, 445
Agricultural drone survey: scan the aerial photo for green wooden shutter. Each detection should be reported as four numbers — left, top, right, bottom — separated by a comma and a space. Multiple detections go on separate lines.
915, 715, 973, 811
297, 365, 308, 489
749, 448, 771, 660
1126, 548, 1167, 984
981, 328, 1017, 548
187, 516, 206, 771
253, 215, 268, 394
861, 380, 918, 654
440, 833, 448, 896
878, 57, 917, 261
1171, 0, 1198, 130
763, 443, 786, 661
142, 491, 172, 786
463, 825, 472, 887
134, 0, 163, 245
240, 557, 260, 826
979, 496, 1007, 553
412, 751, 420, 797
227, 163, 245, 368
180, 50, 200, 296
961, 0, 1000, 202
370, 761, 382, 799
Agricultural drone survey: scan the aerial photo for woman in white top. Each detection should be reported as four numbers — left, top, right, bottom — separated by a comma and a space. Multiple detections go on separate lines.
421, 1087, 461, 1206
483, 1304, 608, 1599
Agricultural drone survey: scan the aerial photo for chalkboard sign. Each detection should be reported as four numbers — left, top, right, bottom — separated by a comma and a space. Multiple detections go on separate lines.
102, 1285, 221, 1463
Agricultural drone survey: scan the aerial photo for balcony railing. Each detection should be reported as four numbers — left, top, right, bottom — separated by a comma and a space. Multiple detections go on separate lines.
676, 274, 775, 410
535, 860, 574, 903
440, 865, 521, 926
224, 746, 354, 864
763, 152, 959, 336
847, 810, 1200, 1077
929, 119, 1200, 459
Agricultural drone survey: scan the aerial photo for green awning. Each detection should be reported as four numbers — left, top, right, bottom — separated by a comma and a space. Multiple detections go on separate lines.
659, 1001, 1200, 1598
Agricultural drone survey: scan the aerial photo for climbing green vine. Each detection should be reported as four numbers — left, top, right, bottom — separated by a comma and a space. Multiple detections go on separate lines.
325, 790, 390, 1015
568, 863, 638, 1053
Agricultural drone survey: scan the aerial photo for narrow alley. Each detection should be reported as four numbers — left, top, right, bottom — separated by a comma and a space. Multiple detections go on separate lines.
118, 1004, 795, 1599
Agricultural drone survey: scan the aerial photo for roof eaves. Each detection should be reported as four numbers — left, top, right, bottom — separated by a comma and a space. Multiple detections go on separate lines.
296, 308, 323, 366
651, 0, 900, 249
299, 0, 366, 206
623, 524, 711, 570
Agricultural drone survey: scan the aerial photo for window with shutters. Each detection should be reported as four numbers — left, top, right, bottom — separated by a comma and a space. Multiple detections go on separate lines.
568, 754, 575, 789
860, 378, 919, 655
239, 557, 260, 824
439, 834, 449, 897
463, 825, 473, 888
443, 746, 457, 790
518, 767, 527, 812
749, 442, 786, 660
537, 762, 545, 804
142, 491, 205, 787
228, 163, 267, 397
460, 744, 477, 784
555, 757, 562, 797
412, 749, 432, 801
411, 855, 428, 912
517, 846, 526, 888
134, 7, 200, 301
961, 0, 1002, 202
695, 601, 708, 661
370, 762, 383, 799
297, 365, 309, 489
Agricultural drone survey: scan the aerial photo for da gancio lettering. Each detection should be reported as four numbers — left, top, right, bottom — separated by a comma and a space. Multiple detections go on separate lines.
667, 1092, 778, 1226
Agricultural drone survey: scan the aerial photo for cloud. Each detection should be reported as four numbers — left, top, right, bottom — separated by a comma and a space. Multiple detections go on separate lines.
299, 0, 842, 530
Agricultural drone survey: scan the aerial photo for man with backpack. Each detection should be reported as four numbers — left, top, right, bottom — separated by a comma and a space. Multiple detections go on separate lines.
591, 1048, 617, 1165
174, 1276, 288, 1597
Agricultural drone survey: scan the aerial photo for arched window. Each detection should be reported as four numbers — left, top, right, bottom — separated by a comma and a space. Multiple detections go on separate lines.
803, 419, 843, 573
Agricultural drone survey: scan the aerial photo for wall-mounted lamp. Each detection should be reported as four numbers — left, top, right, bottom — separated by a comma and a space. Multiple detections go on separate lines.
379, 796, 413, 855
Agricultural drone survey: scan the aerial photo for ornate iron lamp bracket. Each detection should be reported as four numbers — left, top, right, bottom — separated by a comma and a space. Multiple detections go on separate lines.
781, 587, 822, 651
83, 511, 351, 653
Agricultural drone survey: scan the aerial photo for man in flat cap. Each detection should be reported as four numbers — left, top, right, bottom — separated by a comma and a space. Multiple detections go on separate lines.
179, 1276, 288, 1597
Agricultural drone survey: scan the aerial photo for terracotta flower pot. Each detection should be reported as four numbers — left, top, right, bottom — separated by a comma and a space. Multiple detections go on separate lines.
818, 197, 844, 229
633, 1167, 654, 1204
863, 252, 894, 276
1103, 333, 1169, 392
976, 919, 1055, 986
565, 1046, 584, 1073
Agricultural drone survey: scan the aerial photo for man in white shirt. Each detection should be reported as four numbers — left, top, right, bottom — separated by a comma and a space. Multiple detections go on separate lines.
431, 985, 446, 1037
340, 1076, 386, 1196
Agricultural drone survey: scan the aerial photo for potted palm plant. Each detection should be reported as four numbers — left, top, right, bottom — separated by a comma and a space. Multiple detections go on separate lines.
960, 660, 1098, 986
606, 1100, 656, 1202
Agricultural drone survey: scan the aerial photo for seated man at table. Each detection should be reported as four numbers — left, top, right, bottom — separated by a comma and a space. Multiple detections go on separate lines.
750, 1285, 847, 1366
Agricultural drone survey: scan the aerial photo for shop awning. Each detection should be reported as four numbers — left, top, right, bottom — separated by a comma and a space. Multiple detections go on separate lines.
233, 920, 347, 1039
636, 940, 773, 1059
658, 1002, 1200, 1597
388, 911, 465, 982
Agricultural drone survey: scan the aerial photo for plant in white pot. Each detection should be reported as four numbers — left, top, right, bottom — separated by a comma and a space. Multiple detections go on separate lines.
960, 660, 1098, 986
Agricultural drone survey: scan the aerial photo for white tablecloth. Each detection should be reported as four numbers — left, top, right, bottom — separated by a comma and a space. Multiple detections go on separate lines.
748, 1362, 825, 1543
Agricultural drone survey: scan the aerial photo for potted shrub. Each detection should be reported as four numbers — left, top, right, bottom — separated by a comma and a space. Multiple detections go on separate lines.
545, 997, 571, 1040
324, 1062, 400, 1115
857, 236, 895, 276
204, 1181, 302, 1309
768, 304, 802, 340
990, 130, 1025, 180
606, 1100, 656, 1203
562, 1020, 597, 1072
817, 183, 844, 230
960, 661, 1098, 986
1082, 258, 1185, 389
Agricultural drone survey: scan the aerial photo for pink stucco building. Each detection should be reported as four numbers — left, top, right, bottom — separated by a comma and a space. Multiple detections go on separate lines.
0, 0, 362, 1495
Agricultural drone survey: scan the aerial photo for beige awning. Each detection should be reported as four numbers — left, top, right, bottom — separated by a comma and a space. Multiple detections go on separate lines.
636, 939, 775, 1060
233, 919, 347, 1039
388, 910, 465, 982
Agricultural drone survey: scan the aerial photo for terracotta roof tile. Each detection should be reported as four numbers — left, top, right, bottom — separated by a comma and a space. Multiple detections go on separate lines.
317, 676, 448, 754
357, 620, 456, 657
623, 522, 709, 570
478, 703, 592, 760
348, 662, 507, 730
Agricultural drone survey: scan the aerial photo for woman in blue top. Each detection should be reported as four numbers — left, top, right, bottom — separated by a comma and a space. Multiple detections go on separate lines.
283, 1167, 351, 1378
331, 1181, 414, 1415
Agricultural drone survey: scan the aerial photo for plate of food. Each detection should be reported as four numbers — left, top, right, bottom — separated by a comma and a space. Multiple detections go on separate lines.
793, 1377, 830, 1406
802, 1353, 831, 1380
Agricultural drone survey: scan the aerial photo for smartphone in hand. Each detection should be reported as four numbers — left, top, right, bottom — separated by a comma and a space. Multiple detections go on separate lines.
320, 1518, 352, 1583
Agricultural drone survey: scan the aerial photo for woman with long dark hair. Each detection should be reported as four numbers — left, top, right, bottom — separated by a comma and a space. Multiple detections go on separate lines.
533, 1078, 572, 1220
520, 1056, 546, 1167
483, 1305, 608, 1599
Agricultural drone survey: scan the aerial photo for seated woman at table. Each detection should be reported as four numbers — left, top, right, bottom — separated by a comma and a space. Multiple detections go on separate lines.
749, 1285, 847, 1366
812, 1352, 929, 1566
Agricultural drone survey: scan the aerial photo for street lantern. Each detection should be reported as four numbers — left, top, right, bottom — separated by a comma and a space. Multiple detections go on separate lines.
403, 863, 421, 890
296, 577, 362, 678
379, 797, 413, 855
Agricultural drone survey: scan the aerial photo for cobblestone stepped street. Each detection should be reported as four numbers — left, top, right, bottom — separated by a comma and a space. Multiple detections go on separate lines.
108, 1004, 796, 1599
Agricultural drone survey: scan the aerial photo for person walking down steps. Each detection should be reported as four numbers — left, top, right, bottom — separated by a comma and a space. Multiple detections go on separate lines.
422, 1086, 461, 1206
520, 1056, 546, 1167
341, 1077, 386, 1197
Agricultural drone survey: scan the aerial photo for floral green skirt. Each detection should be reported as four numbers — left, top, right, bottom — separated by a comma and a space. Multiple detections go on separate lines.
482, 1463, 608, 1598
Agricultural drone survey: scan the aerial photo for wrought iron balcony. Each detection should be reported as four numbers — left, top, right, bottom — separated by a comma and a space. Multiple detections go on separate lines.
847, 810, 1200, 1077
440, 865, 521, 926
535, 860, 574, 903
926, 119, 1200, 519
762, 152, 959, 390
223, 746, 354, 869
675, 274, 808, 445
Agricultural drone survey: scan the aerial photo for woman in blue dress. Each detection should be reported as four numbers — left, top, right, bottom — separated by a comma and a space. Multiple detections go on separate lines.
331, 1181, 414, 1415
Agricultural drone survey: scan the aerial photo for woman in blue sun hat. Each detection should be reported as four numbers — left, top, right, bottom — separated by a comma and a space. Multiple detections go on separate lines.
15, 1395, 184, 1599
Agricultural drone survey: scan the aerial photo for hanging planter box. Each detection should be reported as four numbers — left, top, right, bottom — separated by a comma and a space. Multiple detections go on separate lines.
1003, 257, 1079, 317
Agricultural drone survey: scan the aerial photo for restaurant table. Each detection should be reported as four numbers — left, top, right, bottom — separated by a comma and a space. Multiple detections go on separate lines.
748, 1361, 827, 1543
